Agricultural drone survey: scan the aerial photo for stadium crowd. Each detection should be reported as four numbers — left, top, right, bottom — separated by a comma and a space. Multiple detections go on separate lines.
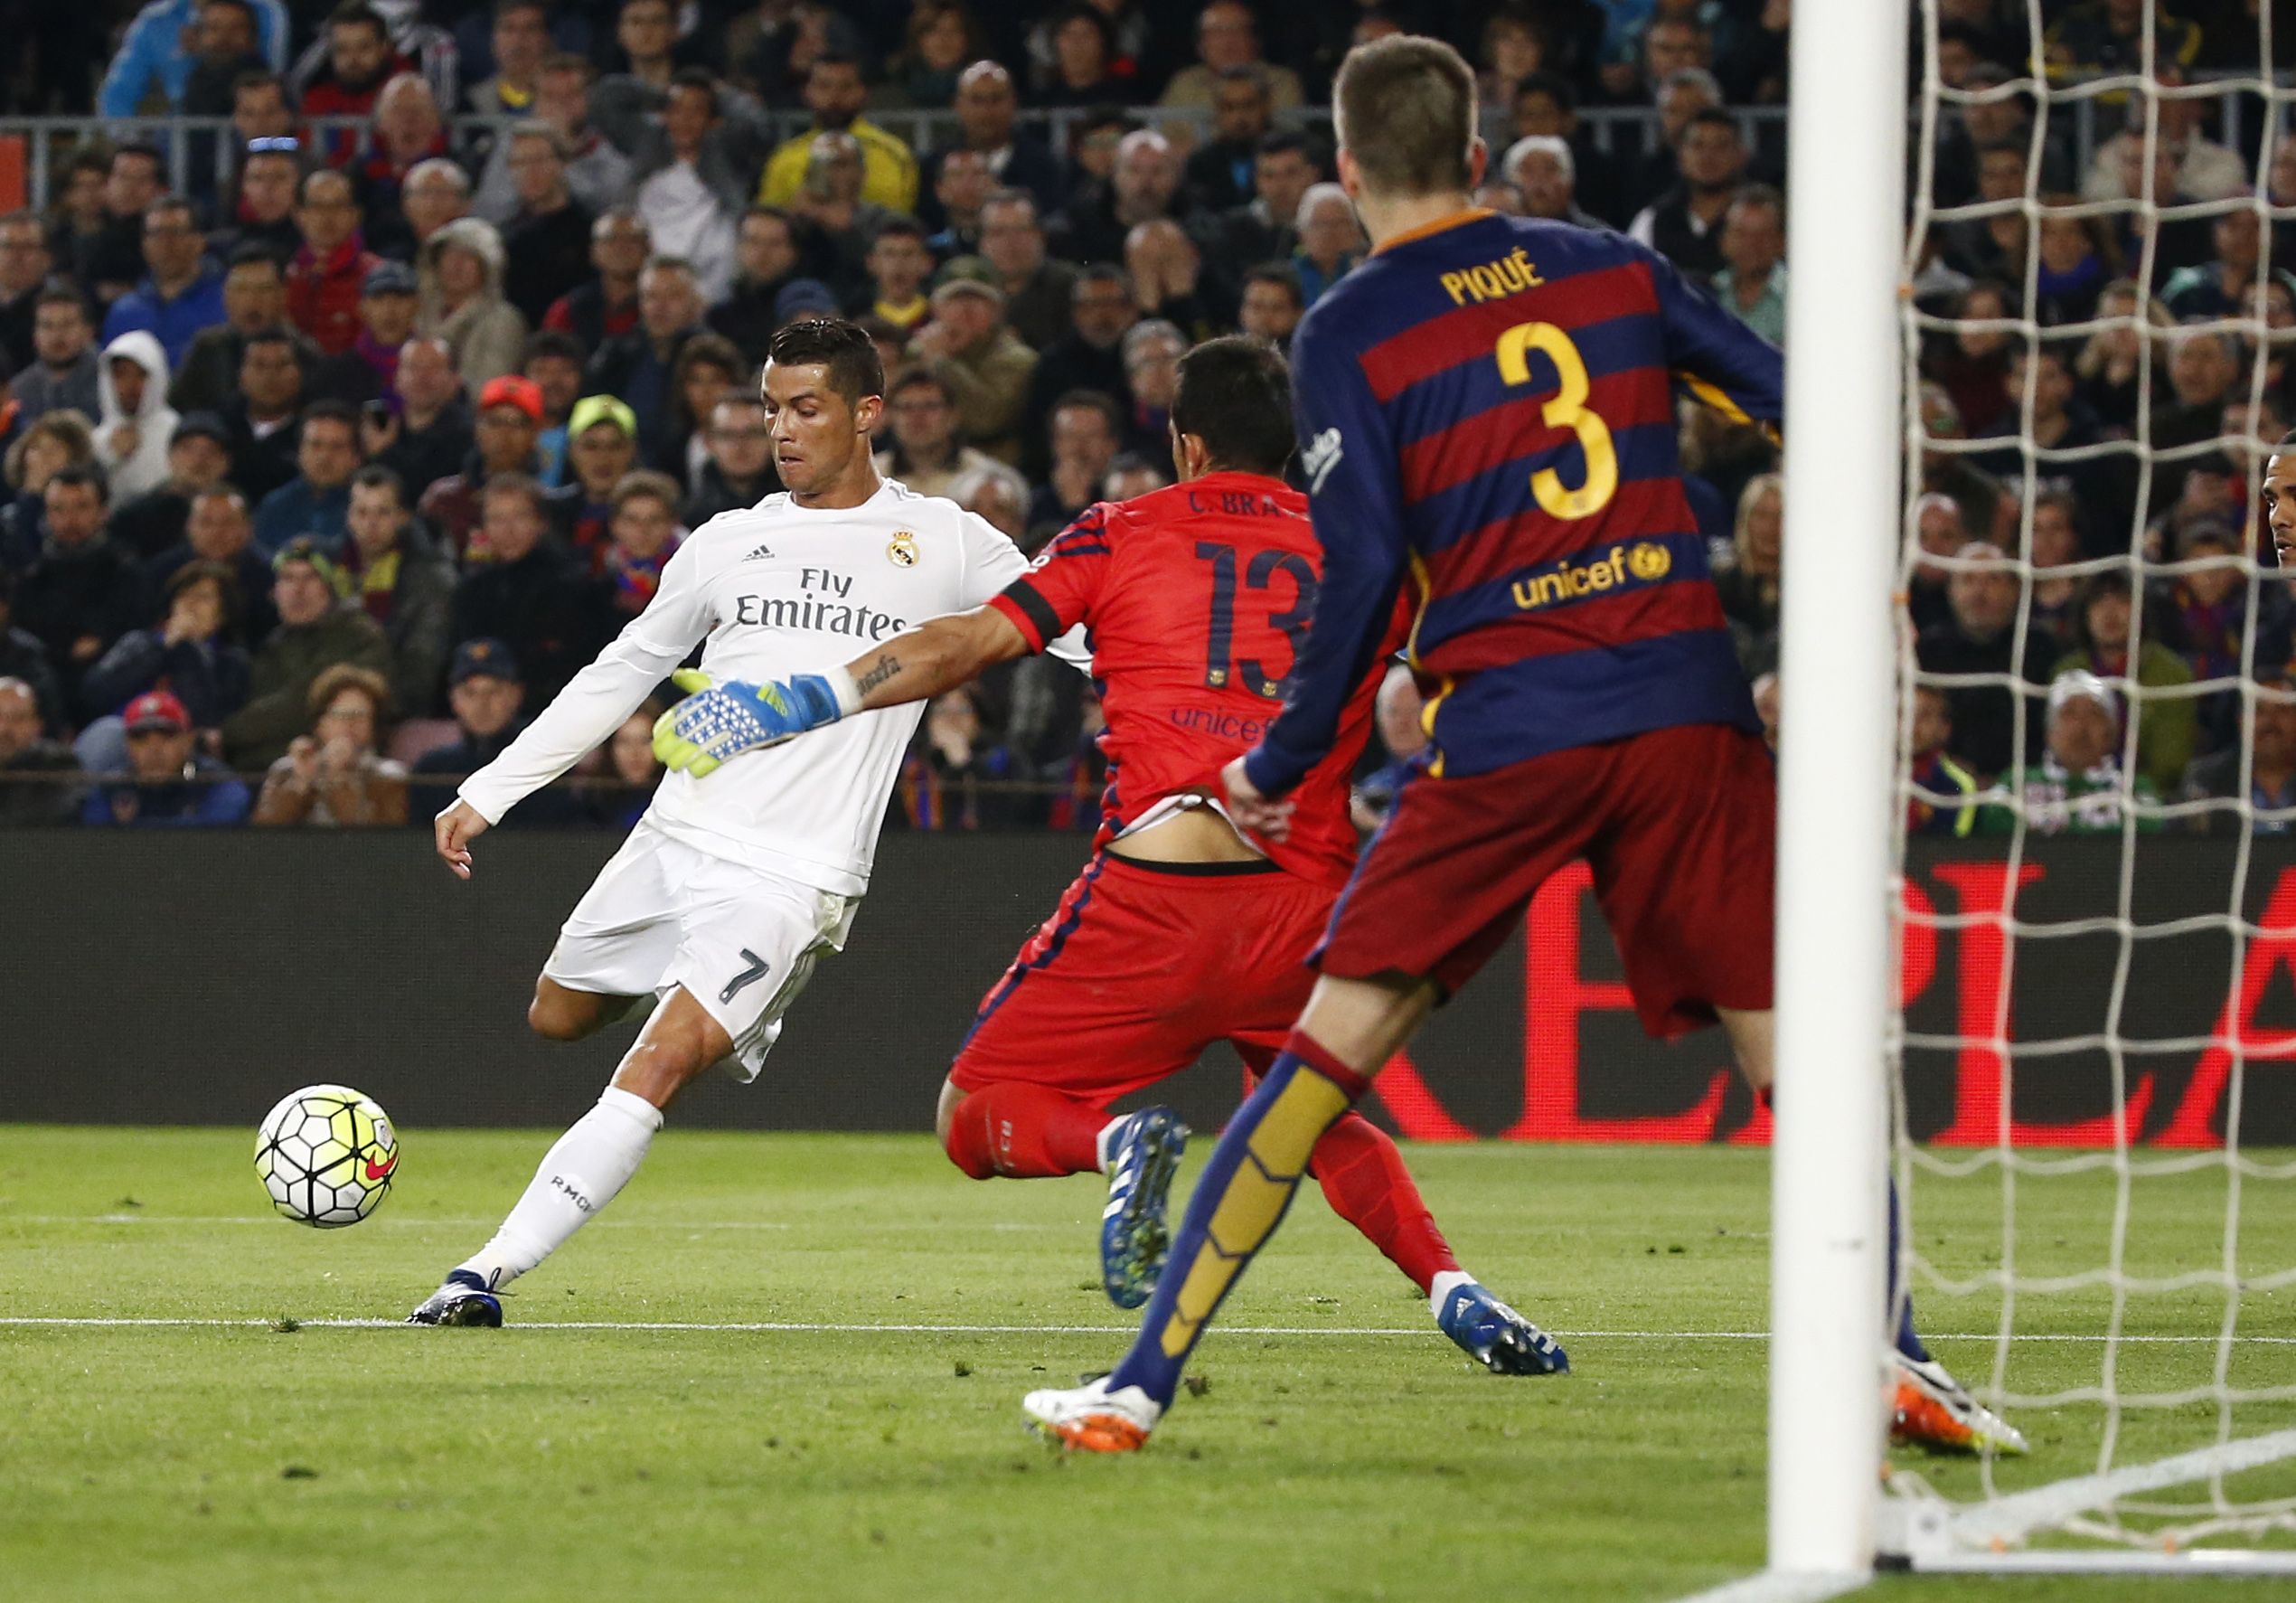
0, 0, 2285, 838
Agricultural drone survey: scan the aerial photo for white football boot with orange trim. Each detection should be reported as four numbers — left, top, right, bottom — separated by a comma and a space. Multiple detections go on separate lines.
1023, 1377, 1162, 1453
1892, 1353, 2029, 1456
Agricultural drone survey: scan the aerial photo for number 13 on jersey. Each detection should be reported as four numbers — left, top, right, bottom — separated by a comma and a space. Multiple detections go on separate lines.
1497, 321, 1618, 521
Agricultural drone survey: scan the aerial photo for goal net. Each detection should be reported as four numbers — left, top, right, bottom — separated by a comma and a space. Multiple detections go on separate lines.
1877, 0, 2296, 1574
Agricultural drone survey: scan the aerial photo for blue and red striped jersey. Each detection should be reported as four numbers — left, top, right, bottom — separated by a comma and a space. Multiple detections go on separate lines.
1241, 210, 1784, 796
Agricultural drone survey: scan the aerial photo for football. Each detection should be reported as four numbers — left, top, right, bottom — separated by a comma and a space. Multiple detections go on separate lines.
253, 1085, 400, 1228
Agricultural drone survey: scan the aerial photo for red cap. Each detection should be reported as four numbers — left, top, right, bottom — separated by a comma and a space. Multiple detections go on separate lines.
123, 690, 191, 733
477, 374, 544, 422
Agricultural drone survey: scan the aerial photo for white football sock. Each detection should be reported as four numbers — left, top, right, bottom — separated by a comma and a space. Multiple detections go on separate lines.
455, 1087, 663, 1290
1428, 1268, 1477, 1321
1092, 1116, 1124, 1174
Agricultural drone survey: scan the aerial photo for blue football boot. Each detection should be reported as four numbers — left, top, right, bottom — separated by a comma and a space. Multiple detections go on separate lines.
407, 1268, 503, 1327
1100, 1108, 1188, 1309
1437, 1282, 1569, 1375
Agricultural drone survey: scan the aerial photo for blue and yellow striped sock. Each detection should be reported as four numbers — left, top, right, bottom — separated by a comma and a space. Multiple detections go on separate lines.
1106, 1033, 1371, 1406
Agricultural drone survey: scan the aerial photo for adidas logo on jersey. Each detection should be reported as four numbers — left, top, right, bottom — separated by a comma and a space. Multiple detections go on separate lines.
742, 542, 776, 561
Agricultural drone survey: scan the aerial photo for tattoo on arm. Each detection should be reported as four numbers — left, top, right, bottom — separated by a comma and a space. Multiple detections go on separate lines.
854, 655, 902, 698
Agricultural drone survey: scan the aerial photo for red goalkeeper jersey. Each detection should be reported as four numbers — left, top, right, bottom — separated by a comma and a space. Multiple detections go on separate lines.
988, 474, 1404, 890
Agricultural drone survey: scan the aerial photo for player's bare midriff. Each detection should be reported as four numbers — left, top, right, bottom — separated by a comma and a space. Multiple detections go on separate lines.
1106, 799, 1266, 865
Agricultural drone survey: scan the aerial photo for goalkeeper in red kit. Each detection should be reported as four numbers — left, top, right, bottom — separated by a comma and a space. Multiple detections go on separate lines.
654, 334, 1564, 1375
1018, 35, 2026, 1454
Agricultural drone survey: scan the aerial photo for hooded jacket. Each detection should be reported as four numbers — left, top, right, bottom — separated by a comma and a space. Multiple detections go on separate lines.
94, 332, 180, 504
418, 218, 529, 391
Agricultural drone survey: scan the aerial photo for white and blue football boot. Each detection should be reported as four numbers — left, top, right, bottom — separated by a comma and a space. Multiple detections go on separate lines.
1436, 1280, 1569, 1375
407, 1269, 503, 1327
1100, 1108, 1188, 1309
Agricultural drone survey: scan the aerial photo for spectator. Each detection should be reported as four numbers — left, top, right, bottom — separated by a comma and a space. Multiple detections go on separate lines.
592, 700, 664, 829
587, 257, 706, 462
251, 661, 407, 826
1905, 684, 1980, 838
1204, 132, 1316, 282
1931, 278, 2016, 439
1973, 343, 2133, 541
875, 367, 1015, 500
1118, 319, 1185, 457
2159, 522, 2277, 743
759, 53, 920, 215
625, 70, 760, 305
2027, 490, 2090, 653
420, 372, 549, 561
182, 13, 275, 158
1237, 264, 1303, 352
606, 0, 691, 93
2163, 208, 2296, 323
99, 0, 287, 118
658, 333, 741, 485
417, 216, 526, 391
353, 74, 457, 259
466, 0, 550, 118
46, 153, 113, 296
892, 686, 1031, 829
286, 0, 456, 115
1031, 6, 1133, 109
409, 636, 552, 821
209, 137, 303, 266
601, 468, 682, 621
146, 485, 278, 651
251, 399, 359, 556
475, 52, 635, 228
316, 259, 421, 407
0, 570, 64, 730
1125, 220, 1227, 342
338, 464, 454, 717
1027, 388, 1121, 544
2178, 671, 2296, 836
1291, 184, 1364, 307
500, 127, 596, 326
2072, 277, 2169, 433
2045, 2, 2202, 84
1162, 2, 1304, 111
0, 212, 52, 374
907, 278, 1037, 464
884, 0, 980, 109
100, 197, 226, 372
108, 411, 234, 564
89, 331, 178, 506
1019, 269, 1134, 474
1629, 108, 1746, 279
2152, 327, 2243, 504
285, 170, 381, 359
561, 393, 639, 565
1620, 67, 1724, 224
684, 395, 776, 526
523, 329, 586, 486
1916, 542, 2059, 778
925, 147, 993, 261
971, 190, 1075, 354
448, 474, 605, 703
1512, 71, 1629, 228
169, 248, 302, 418
81, 689, 250, 827
785, 133, 896, 293
1981, 669, 2162, 836
1103, 451, 1169, 501
0, 673, 77, 825
79, 559, 250, 731
1934, 61, 2076, 212
858, 216, 935, 336
2083, 67, 2244, 207
934, 61, 1066, 219
0, 412, 97, 574
15, 285, 99, 427
394, 158, 474, 264
544, 211, 649, 356
221, 535, 392, 769
962, 473, 1029, 547
221, 326, 306, 504
2053, 566, 2197, 797
298, 2, 412, 156
370, 336, 474, 502
15, 467, 138, 696
1716, 471, 1782, 676
1711, 185, 1787, 347
708, 206, 805, 364
1186, 67, 1278, 212
2108, 137, 2215, 288
1062, 127, 1180, 266
1503, 136, 1603, 232
2029, 200, 2116, 327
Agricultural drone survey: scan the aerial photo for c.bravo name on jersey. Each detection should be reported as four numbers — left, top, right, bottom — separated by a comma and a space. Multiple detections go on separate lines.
729, 566, 910, 642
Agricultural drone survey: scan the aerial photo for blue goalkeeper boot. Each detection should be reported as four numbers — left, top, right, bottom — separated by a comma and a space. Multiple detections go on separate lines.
407, 1269, 502, 1327
1100, 1108, 1187, 1309
1437, 1280, 1569, 1375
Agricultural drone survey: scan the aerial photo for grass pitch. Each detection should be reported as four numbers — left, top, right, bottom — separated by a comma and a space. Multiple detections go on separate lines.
1, 1128, 2290, 1602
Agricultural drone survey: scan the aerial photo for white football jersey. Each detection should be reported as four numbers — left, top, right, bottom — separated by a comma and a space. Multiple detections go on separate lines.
458, 478, 1057, 895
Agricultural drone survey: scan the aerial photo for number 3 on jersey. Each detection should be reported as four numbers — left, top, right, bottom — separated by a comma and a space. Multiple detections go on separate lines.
1496, 321, 1618, 520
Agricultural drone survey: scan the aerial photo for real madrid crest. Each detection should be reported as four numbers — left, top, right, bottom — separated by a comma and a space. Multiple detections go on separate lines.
887, 530, 919, 567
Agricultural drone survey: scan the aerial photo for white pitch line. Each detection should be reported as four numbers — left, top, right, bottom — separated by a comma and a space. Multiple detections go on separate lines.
0, 1316, 2291, 1343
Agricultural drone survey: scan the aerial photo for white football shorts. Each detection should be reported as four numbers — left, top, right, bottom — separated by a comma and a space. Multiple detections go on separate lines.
542, 822, 858, 1080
